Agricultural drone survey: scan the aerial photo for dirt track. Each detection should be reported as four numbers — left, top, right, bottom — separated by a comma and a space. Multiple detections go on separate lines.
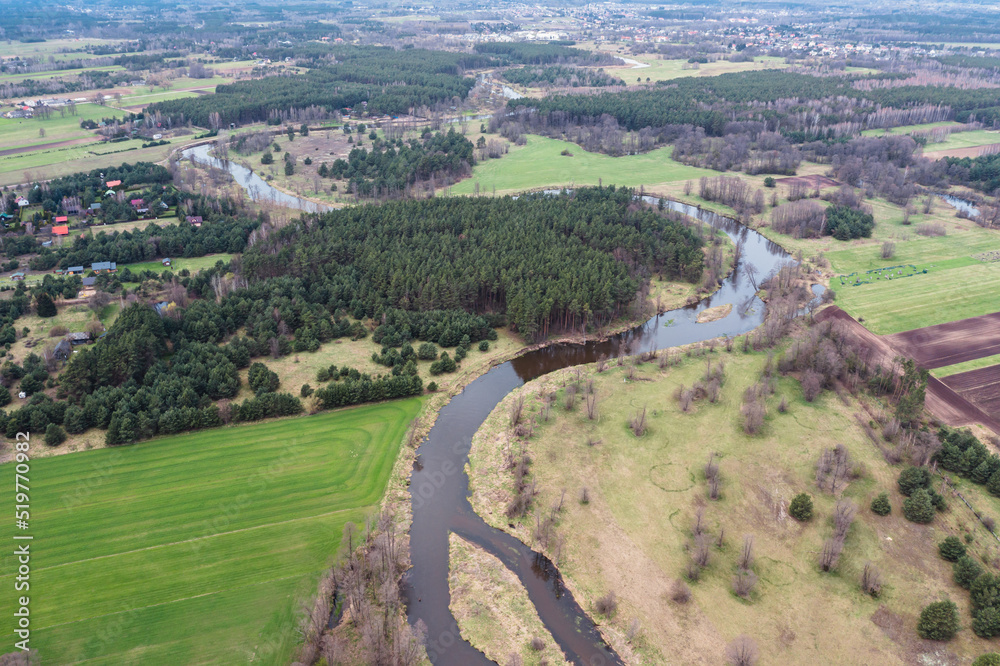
815, 306, 1000, 433
885, 312, 1000, 369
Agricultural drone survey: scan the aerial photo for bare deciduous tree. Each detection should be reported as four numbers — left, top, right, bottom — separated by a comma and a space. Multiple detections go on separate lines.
819, 537, 843, 572
732, 569, 758, 599
630, 406, 647, 436
861, 561, 882, 597
726, 635, 759, 666
738, 534, 755, 571
509, 394, 525, 427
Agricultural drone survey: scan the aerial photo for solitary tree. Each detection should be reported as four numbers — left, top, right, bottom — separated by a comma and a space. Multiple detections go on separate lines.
36, 292, 57, 318
789, 493, 813, 521
917, 600, 959, 641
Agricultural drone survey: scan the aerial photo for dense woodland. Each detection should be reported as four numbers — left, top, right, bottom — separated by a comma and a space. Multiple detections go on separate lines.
147, 47, 486, 127
501, 65, 624, 88
0, 188, 704, 445
324, 128, 476, 197
241, 187, 705, 340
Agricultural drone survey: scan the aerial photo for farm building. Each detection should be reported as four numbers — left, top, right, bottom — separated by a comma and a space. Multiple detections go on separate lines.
91, 261, 117, 273
67, 331, 91, 345
162, 258, 171, 266
81, 277, 96, 287
54, 216, 68, 224
53, 339, 72, 362
10, 272, 25, 281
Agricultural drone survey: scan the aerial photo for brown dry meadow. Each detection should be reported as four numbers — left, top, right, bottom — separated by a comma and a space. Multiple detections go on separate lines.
467, 343, 1000, 664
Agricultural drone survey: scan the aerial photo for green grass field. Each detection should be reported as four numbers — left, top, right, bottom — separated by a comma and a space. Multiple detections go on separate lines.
124, 253, 234, 276
931, 353, 1000, 378
0, 398, 421, 664
861, 121, 964, 137
449, 136, 712, 196
926, 129, 1000, 153
834, 260, 1000, 334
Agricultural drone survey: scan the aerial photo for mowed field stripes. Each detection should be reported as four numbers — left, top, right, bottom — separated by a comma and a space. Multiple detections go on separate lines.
0, 398, 421, 665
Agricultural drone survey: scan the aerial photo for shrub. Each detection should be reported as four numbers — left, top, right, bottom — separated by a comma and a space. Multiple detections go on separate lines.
917, 600, 959, 641
426, 381, 438, 392
300, 384, 313, 398
939, 536, 967, 562
670, 578, 691, 603
954, 555, 984, 589
871, 492, 891, 516
595, 591, 617, 618
763, 177, 776, 188
529, 636, 545, 651
478, 340, 490, 352
898, 466, 931, 496
973, 653, 1000, 666
44, 423, 66, 447
789, 493, 813, 521
903, 488, 935, 524
48, 325, 69, 338
261, 151, 273, 165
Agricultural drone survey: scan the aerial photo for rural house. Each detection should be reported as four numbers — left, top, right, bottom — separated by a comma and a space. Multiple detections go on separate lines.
66, 266, 84, 276
186, 215, 203, 226
91, 261, 117, 273
53, 339, 72, 362
52, 225, 69, 236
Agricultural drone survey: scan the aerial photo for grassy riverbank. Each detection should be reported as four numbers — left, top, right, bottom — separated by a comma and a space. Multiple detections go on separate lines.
466, 342, 1000, 664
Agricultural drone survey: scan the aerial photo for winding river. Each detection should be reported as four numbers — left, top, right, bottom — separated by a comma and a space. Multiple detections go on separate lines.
404, 201, 800, 665
178, 149, 799, 663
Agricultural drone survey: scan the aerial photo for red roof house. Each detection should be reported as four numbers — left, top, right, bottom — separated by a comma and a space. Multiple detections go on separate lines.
54, 216, 68, 223
106, 180, 122, 188
52, 225, 69, 236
